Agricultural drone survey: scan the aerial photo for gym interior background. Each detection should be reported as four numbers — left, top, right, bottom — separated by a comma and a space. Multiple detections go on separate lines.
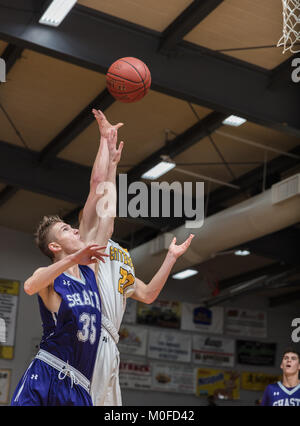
0, 0, 300, 406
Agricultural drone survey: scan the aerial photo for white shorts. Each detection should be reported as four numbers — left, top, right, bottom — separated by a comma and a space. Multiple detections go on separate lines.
91, 328, 122, 406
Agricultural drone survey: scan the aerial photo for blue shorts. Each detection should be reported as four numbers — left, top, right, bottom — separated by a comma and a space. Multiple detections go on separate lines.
11, 358, 93, 406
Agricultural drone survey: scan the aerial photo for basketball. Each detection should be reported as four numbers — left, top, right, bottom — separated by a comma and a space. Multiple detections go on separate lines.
106, 57, 151, 103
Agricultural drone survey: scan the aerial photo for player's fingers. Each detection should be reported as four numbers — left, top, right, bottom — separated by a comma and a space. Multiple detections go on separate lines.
183, 234, 194, 248
94, 251, 109, 257
94, 254, 106, 263
98, 110, 108, 122
86, 243, 106, 252
115, 122, 124, 130
118, 141, 124, 153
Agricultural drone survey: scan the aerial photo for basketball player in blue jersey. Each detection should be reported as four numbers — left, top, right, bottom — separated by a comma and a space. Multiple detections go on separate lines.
79, 109, 194, 406
11, 210, 109, 403
261, 348, 300, 406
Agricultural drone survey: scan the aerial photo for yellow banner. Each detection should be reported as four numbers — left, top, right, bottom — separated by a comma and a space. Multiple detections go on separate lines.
0, 279, 19, 296
241, 372, 281, 391
196, 368, 240, 400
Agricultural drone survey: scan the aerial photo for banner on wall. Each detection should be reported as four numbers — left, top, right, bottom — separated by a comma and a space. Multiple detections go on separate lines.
119, 359, 151, 390
148, 330, 191, 362
123, 298, 137, 324
196, 368, 240, 400
241, 372, 281, 391
192, 335, 235, 367
137, 300, 181, 329
152, 363, 195, 394
236, 340, 277, 366
0, 279, 20, 360
225, 307, 267, 338
118, 325, 148, 356
181, 303, 223, 334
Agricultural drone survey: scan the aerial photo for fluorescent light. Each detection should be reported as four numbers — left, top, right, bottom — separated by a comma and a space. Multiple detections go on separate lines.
222, 115, 247, 127
172, 269, 198, 280
234, 250, 250, 256
39, 0, 77, 27
141, 158, 176, 180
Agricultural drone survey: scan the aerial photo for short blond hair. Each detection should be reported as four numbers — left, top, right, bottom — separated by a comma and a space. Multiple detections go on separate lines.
34, 215, 63, 260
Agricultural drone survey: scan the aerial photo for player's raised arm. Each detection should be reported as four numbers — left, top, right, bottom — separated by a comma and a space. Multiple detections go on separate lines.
24, 244, 108, 296
79, 109, 123, 242
131, 234, 194, 304
95, 127, 124, 246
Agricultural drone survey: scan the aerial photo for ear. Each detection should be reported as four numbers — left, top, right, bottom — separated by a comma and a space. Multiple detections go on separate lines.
48, 242, 61, 256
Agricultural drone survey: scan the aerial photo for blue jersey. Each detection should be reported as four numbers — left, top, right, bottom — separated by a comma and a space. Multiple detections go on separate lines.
38, 265, 101, 381
261, 382, 300, 406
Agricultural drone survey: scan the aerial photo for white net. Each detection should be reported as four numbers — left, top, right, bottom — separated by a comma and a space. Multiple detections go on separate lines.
277, 0, 300, 53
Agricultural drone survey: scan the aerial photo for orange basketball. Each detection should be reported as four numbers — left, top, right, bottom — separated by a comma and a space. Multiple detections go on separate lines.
106, 57, 151, 103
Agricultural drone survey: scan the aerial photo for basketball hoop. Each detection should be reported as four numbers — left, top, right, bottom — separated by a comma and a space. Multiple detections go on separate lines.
277, 0, 300, 53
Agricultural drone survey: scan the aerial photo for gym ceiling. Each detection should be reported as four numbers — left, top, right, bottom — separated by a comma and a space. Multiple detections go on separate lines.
0, 0, 299, 305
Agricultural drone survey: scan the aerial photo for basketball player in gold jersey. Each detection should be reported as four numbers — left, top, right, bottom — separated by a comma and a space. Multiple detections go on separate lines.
80, 109, 194, 405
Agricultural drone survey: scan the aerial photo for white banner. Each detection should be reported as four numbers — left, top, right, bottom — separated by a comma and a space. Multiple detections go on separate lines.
181, 303, 223, 334
0, 280, 19, 360
148, 330, 191, 362
123, 298, 137, 324
118, 325, 148, 356
152, 363, 195, 394
0, 369, 11, 404
119, 359, 151, 390
225, 307, 267, 338
192, 335, 235, 367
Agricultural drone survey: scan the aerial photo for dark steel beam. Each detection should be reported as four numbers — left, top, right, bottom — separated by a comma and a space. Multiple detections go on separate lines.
269, 286, 300, 307
219, 262, 294, 291
1, 43, 23, 74
158, 0, 224, 54
0, 3, 299, 136
0, 43, 24, 206
268, 54, 298, 89
236, 226, 300, 267
0, 140, 90, 205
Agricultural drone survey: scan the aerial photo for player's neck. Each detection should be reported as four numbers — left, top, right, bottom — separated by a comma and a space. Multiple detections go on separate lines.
65, 264, 82, 280
282, 374, 300, 388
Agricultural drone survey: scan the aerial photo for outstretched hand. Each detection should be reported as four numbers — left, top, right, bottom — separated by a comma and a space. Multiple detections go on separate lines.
92, 109, 123, 139
71, 243, 108, 266
168, 234, 194, 260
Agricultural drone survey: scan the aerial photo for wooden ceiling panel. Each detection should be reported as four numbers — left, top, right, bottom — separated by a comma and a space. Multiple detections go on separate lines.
78, 0, 193, 32
0, 190, 76, 234
0, 49, 106, 151
58, 90, 211, 167
184, 0, 288, 69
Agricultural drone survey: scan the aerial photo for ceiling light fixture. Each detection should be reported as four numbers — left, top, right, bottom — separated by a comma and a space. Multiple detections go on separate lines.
39, 0, 77, 27
234, 250, 251, 256
172, 269, 198, 280
222, 115, 247, 127
141, 156, 176, 180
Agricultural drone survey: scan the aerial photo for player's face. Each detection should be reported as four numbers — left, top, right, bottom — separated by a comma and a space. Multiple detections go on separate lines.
280, 353, 300, 375
50, 222, 85, 256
